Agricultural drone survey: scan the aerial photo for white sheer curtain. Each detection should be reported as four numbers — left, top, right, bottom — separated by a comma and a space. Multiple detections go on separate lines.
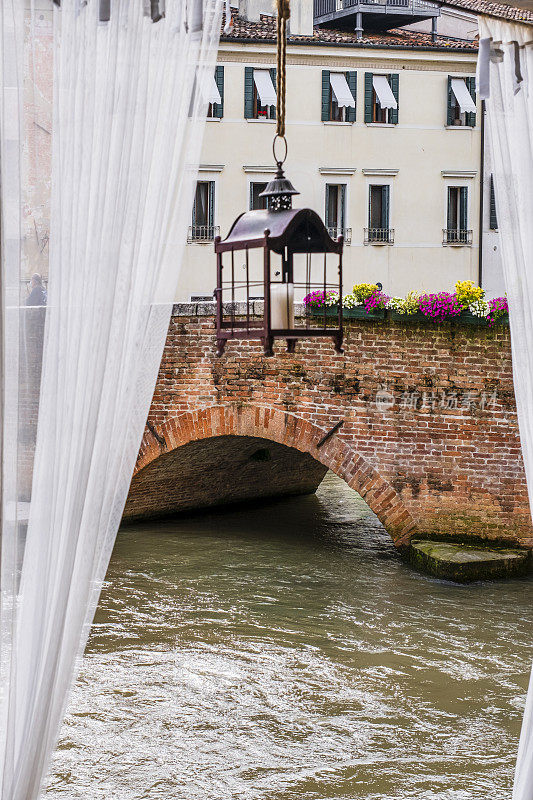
476, 16, 533, 800
0, 1, 222, 798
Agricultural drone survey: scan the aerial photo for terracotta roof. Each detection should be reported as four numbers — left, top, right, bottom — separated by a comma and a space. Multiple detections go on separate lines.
222, 12, 478, 50
443, 0, 533, 22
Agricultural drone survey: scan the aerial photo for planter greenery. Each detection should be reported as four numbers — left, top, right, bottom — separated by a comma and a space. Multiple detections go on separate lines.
303, 282, 508, 328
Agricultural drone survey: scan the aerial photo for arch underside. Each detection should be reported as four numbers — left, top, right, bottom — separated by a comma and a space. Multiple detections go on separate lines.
128, 405, 417, 547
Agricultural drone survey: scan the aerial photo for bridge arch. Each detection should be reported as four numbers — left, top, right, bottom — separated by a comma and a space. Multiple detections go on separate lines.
128, 404, 417, 547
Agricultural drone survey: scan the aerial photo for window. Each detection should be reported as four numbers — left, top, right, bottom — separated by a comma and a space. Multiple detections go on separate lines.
207, 66, 224, 119
325, 184, 346, 240
365, 185, 393, 244
364, 73, 399, 125
447, 76, 476, 127
250, 182, 268, 210
321, 71, 356, 122
444, 186, 472, 244
244, 67, 276, 120
489, 174, 498, 230
189, 181, 216, 242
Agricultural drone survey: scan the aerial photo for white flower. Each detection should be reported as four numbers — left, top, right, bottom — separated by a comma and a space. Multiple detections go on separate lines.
342, 293, 363, 309
469, 299, 489, 317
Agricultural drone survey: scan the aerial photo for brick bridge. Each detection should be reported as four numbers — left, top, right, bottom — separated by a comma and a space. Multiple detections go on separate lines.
124, 307, 533, 550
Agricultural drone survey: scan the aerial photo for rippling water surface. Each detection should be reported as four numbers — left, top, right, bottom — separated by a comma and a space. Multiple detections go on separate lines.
47, 473, 533, 800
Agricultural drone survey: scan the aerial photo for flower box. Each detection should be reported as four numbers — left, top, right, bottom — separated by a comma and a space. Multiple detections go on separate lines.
345, 306, 386, 320
457, 310, 488, 326
388, 310, 426, 323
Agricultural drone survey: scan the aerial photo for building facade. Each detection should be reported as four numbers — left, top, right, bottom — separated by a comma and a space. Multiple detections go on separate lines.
181, 4, 503, 303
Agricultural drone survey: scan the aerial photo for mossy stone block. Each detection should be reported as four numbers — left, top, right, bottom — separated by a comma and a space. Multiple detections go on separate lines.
409, 539, 530, 583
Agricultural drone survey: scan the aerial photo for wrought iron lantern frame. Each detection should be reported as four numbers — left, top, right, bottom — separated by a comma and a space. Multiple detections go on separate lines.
214, 208, 344, 357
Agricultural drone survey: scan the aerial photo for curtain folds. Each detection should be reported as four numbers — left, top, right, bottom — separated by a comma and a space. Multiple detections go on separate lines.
0, 2, 222, 798
476, 16, 533, 800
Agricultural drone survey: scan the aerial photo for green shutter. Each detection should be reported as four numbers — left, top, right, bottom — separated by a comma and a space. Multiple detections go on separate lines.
465, 76, 476, 127
345, 71, 357, 123
321, 70, 331, 121
270, 67, 277, 120
192, 183, 197, 226
213, 65, 224, 119
244, 66, 254, 119
459, 187, 468, 231
340, 184, 346, 229
382, 185, 390, 229
489, 174, 498, 230
389, 74, 399, 124
364, 72, 373, 123
208, 181, 215, 228
447, 76, 454, 126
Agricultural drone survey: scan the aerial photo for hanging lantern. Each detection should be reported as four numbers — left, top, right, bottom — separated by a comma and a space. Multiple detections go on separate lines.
213, 0, 344, 357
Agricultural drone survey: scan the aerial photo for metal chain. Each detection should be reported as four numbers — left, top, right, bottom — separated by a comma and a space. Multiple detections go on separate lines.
275, 0, 290, 138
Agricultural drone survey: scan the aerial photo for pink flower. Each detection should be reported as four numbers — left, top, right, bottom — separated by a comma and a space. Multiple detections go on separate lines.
418, 292, 462, 319
487, 296, 508, 326
364, 289, 390, 313
303, 289, 339, 310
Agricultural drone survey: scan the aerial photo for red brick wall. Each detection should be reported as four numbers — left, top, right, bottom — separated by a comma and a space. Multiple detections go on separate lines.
130, 311, 532, 549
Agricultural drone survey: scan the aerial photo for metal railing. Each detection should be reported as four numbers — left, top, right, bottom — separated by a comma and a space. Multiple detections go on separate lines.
442, 228, 473, 245
314, 0, 439, 15
187, 225, 220, 243
364, 228, 394, 245
327, 226, 352, 245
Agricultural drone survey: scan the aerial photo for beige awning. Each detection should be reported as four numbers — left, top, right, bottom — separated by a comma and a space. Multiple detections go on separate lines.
253, 69, 277, 107
330, 73, 355, 108
372, 75, 397, 110
451, 78, 476, 113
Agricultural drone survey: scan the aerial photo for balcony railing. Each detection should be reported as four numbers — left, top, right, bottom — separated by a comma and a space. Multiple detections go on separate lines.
364, 227, 394, 245
188, 225, 220, 243
314, 0, 439, 17
442, 228, 473, 246
327, 226, 352, 245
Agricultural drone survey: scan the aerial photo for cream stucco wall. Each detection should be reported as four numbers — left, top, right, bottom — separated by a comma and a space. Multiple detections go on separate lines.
180, 40, 487, 302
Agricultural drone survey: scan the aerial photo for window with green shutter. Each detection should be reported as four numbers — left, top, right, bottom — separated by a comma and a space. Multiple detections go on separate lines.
489, 174, 498, 230
191, 181, 216, 241
465, 76, 476, 127
389, 74, 399, 124
445, 186, 471, 244
365, 73, 398, 124
210, 65, 224, 119
345, 72, 357, 122
244, 67, 276, 120
366, 185, 392, 243
244, 66, 254, 119
325, 184, 347, 237
321, 71, 356, 122
447, 76, 476, 127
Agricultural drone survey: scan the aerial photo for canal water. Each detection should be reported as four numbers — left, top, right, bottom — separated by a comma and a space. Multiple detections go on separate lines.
47, 473, 533, 800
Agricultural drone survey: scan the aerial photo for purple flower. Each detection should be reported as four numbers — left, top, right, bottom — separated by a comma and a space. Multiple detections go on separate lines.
364, 289, 390, 313
418, 292, 462, 319
487, 296, 508, 326
303, 289, 339, 310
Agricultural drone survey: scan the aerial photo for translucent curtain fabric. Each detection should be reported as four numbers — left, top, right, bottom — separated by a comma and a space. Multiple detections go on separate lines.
476, 16, 533, 800
0, 1, 222, 798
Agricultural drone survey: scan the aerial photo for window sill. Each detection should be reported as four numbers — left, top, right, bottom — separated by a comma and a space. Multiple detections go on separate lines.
246, 118, 276, 123
364, 241, 394, 246
207, 117, 222, 122
322, 121, 354, 126
445, 125, 475, 130
365, 122, 397, 128
442, 243, 473, 247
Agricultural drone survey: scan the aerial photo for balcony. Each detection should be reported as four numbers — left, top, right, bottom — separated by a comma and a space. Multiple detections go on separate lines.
314, 0, 440, 32
327, 226, 352, 245
364, 228, 394, 245
187, 225, 220, 243
442, 228, 473, 246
